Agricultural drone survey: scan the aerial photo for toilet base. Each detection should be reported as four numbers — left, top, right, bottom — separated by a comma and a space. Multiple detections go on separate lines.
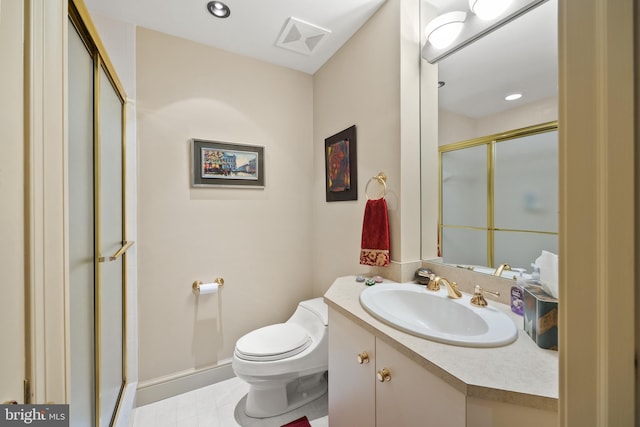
244, 371, 327, 418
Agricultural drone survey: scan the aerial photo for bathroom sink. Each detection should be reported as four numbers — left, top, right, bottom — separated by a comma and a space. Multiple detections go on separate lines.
359, 283, 517, 347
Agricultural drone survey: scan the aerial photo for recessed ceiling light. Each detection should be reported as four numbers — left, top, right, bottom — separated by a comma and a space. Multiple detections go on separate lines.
207, 1, 230, 19
505, 93, 523, 101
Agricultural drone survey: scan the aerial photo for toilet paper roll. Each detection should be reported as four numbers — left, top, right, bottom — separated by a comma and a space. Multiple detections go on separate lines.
197, 282, 219, 295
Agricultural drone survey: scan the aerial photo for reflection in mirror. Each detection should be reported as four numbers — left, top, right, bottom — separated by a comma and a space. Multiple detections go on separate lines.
440, 144, 487, 265
439, 124, 558, 274
441, 144, 487, 229
421, 0, 558, 278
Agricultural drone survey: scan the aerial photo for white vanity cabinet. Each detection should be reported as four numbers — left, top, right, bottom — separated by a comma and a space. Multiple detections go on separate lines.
328, 307, 466, 427
325, 277, 559, 427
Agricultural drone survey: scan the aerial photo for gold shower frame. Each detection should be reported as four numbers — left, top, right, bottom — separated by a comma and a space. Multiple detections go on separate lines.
69, 1, 129, 426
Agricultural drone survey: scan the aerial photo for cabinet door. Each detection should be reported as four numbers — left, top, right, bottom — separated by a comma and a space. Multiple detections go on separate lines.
375, 339, 465, 427
466, 397, 558, 427
328, 308, 376, 427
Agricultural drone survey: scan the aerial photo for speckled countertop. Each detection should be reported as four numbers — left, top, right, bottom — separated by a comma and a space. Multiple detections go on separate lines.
324, 276, 559, 412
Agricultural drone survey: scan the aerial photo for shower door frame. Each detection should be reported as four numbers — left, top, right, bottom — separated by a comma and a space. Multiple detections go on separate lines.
68, 1, 130, 425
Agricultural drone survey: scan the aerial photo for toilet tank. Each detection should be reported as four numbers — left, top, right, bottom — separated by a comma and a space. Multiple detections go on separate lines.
289, 298, 328, 340
298, 298, 328, 325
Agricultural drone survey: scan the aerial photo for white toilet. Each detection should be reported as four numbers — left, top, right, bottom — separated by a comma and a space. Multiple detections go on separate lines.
231, 297, 328, 418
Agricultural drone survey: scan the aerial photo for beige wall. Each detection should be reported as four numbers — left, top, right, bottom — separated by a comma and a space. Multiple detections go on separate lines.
312, 0, 421, 294
136, 0, 421, 384
0, 0, 25, 403
136, 28, 314, 384
476, 96, 558, 137
439, 96, 558, 146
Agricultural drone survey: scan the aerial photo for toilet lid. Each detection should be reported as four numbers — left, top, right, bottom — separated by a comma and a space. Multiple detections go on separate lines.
235, 323, 312, 362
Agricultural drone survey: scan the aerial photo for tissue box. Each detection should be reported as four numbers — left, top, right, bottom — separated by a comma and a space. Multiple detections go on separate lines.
523, 285, 558, 351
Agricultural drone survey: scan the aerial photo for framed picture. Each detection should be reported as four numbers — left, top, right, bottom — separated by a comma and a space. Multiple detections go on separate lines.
325, 125, 357, 202
191, 139, 265, 188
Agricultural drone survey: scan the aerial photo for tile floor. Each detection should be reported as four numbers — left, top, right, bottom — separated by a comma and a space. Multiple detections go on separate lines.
130, 377, 329, 427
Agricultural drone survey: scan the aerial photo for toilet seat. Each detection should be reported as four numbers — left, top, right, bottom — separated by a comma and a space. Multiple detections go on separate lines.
235, 323, 312, 362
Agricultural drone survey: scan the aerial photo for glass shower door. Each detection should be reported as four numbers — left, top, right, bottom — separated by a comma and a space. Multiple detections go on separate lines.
69, 3, 129, 425
97, 65, 126, 427
69, 19, 96, 426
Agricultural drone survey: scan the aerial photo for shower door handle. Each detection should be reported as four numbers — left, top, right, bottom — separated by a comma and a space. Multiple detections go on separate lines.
99, 241, 134, 262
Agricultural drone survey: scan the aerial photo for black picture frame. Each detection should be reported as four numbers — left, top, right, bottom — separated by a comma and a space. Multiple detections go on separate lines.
325, 125, 357, 202
191, 139, 265, 188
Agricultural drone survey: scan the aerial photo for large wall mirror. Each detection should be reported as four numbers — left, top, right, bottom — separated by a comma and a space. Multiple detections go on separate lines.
421, 0, 558, 278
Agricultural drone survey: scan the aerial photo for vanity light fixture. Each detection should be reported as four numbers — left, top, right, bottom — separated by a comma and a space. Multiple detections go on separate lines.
422, 0, 548, 64
424, 11, 467, 49
469, 0, 514, 20
207, 1, 230, 19
505, 93, 523, 101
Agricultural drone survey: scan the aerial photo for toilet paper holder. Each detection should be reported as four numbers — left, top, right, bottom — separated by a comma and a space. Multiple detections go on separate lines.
192, 277, 225, 295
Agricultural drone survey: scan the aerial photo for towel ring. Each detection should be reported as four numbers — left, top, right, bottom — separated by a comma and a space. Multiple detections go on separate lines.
365, 172, 387, 200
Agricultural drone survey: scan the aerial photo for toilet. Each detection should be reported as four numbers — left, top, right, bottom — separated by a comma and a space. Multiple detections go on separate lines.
231, 297, 328, 418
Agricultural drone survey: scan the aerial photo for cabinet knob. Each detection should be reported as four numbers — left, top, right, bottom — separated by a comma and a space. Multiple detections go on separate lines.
357, 351, 370, 364
376, 368, 391, 382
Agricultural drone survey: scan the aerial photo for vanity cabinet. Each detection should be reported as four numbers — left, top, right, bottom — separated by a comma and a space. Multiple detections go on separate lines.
325, 277, 559, 427
328, 308, 465, 427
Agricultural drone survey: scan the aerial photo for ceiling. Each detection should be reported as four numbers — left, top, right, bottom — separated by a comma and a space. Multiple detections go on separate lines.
84, 0, 557, 118
433, 0, 558, 118
83, 0, 386, 74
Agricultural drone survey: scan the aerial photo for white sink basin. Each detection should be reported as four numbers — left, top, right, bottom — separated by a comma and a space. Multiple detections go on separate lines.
359, 283, 518, 348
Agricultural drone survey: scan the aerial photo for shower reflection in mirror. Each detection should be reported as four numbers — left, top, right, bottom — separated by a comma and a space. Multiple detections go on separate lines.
438, 122, 558, 275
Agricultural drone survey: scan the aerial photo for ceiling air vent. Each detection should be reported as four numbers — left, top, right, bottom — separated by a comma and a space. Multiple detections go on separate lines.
275, 17, 331, 55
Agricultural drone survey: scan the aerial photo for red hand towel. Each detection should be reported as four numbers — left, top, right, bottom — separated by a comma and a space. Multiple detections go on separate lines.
281, 416, 312, 427
360, 198, 390, 267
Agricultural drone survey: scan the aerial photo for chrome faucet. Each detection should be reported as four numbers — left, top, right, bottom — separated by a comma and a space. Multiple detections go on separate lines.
493, 263, 511, 277
427, 275, 462, 299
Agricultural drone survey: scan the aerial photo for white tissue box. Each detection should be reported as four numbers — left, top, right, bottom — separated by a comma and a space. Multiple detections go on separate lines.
523, 285, 558, 351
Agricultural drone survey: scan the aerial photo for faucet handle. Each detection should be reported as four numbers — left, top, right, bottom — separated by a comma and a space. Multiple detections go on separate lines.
470, 285, 500, 307
426, 274, 440, 291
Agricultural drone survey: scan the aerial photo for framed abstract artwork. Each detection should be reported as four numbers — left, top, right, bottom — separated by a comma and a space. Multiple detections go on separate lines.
191, 139, 265, 188
324, 125, 357, 202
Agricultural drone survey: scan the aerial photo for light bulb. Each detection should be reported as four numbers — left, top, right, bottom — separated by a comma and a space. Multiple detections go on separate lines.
469, 0, 513, 20
425, 11, 467, 50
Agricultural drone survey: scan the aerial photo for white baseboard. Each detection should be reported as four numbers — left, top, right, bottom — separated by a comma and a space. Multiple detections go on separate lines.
135, 360, 235, 407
